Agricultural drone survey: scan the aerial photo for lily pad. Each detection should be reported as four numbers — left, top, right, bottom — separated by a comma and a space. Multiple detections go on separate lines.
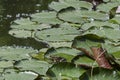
9, 29, 33, 38
80, 68, 120, 80
58, 8, 109, 23
0, 61, 13, 68
81, 21, 119, 30
72, 34, 104, 55
16, 60, 51, 75
84, 28, 120, 42
49, 0, 92, 11
35, 23, 80, 42
97, 2, 119, 13
3, 72, 37, 80
0, 46, 38, 61
10, 18, 50, 31
47, 62, 85, 79
45, 47, 81, 62
31, 11, 63, 24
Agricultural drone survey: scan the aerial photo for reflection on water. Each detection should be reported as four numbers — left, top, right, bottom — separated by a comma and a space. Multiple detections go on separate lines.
0, 0, 56, 49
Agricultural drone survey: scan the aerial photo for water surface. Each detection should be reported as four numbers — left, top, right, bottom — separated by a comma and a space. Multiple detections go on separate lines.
0, 0, 55, 49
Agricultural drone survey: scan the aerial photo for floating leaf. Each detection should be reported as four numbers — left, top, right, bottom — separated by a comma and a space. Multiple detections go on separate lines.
9, 29, 33, 38
58, 8, 109, 23
0, 46, 37, 61
31, 11, 63, 24
110, 16, 120, 24
10, 18, 50, 31
47, 62, 85, 79
0, 61, 13, 68
16, 60, 51, 75
81, 21, 119, 30
80, 68, 120, 80
97, 2, 119, 13
3, 72, 37, 80
84, 28, 120, 42
72, 34, 104, 55
72, 56, 97, 67
49, 0, 92, 11
45, 47, 81, 62
49, 41, 72, 48
35, 23, 80, 42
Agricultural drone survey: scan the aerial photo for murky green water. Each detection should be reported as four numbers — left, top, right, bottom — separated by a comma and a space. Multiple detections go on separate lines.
0, 0, 56, 49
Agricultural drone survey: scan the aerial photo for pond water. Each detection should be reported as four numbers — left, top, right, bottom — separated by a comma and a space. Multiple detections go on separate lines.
0, 0, 56, 49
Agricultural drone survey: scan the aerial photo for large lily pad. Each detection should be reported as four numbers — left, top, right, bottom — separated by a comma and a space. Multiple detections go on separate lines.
84, 28, 120, 42
31, 11, 63, 24
49, 0, 92, 11
9, 18, 51, 38
9, 29, 33, 38
3, 72, 37, 80
35, 23, 80, 42
58, 8, 109, 23
72, 34, 104, 58
97, 2, 119, 13
80, 68, 120, 80
0, 46, 38, 61
45, 47, 81, 62
81, 21, 119, 30
10, 18, 50, 30
47, 62, 85, 79
16, 60, 51, 75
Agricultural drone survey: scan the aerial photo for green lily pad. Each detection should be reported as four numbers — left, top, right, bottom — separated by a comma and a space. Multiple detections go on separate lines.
81, 21, 119, 30
9, 29, 33, 38
72, 34, 104, 55
35, 23, 80, 42
16, 60, 51, 75
49, 41, 72, 48
97, 2, 119, 13
110, 16, 120, 24
0, 46, 38, 61
84, 28, 120, 42
47, 62, 85, 79
58, 8, 109, 23
31, 11, 63, 24
3, 72, 37, 80
49, 0, 92, 11
45, 47, 81, 62
80, 68, 120, 80
0, 61, 13, 68
72, 56, 97, 67
10, 18, 50, 31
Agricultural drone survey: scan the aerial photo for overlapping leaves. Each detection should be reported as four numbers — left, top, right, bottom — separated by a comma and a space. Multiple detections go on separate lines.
4, 0, 120, 79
